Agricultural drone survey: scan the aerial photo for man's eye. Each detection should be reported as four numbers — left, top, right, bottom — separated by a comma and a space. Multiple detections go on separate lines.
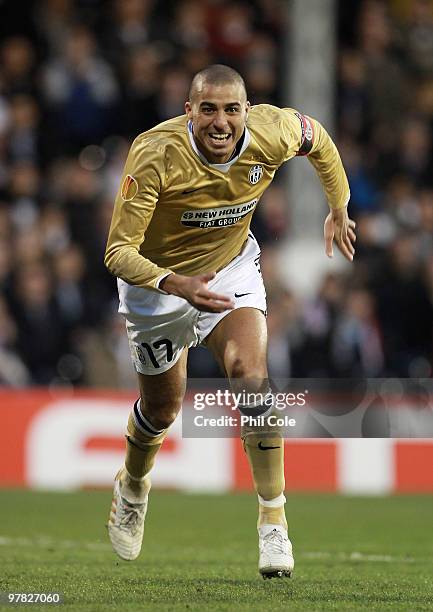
227, 107, 239, 113
202, 108, 214, 114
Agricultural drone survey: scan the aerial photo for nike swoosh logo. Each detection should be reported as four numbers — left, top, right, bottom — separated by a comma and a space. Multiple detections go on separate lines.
258, 441, 280, 451
234, 292, 253, 298
182, 187, 205, 194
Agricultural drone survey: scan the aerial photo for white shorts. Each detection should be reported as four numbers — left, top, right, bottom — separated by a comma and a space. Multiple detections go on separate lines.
117, 233, 267, 375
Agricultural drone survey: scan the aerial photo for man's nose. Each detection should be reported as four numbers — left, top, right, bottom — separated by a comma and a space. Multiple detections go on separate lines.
213, 111, 227, 130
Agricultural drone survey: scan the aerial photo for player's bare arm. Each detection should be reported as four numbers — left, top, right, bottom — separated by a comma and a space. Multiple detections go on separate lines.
160, 272, 235, 313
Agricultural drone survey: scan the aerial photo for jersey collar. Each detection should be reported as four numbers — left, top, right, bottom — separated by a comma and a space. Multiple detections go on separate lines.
187, 120, 250, 173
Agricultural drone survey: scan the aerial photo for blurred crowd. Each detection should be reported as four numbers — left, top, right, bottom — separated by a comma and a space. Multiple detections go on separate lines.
263, 0, 433, 382
0, 0, 432, 387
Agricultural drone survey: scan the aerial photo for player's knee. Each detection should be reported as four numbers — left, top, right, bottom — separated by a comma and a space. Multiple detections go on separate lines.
229, 357, 267, 393
141, 396, 182, 430
151, 412, 178, 430
229, 356, 266, 381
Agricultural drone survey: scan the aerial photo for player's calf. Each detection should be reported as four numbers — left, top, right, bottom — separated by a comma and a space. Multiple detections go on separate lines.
107, 399, 170, 560
239, 394, 294, 578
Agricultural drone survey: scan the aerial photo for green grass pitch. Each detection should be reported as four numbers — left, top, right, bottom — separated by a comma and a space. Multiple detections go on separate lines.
0, 490, 432, 610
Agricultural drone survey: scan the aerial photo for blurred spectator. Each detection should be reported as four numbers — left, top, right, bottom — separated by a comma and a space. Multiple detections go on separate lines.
338, 49, 368, 141
41, 25, 119, 156
54, 245, 87, 327
251, 184, 288, 244
14, 226, 45, 266
1, 37, 37, 96
0, 237, 14, 303
267, 288, 300, 379
208, 2, 255, 62
104, 0, 155, 67
39, 204, 70, 254
11, 262, 71, 384
358, 0, 408, 130
62, 162, 102, 265
338, 137, 380, 214
7, 95, 44, 164
8, 162, 41, 231
154, 66, 191, 122
170, 0, 210, 53
291, 273, 346, 377
332, 288, 384, 377
418, 189, 433, 256
400, 0, 433, 76
119, 45, 161, 137
371, 235, 433, 376
243, 33, 278, 104
34, 0, 76, 56
0, 297, 29, 386
383, 176, 418, 230
80, 304, 138, 389
396, 117, 432, 184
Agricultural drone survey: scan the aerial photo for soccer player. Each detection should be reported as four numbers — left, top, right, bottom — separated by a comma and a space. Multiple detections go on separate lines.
105, 64, 355, 578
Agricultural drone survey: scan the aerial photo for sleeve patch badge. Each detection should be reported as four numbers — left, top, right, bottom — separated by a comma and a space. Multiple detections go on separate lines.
121, 174, 138, 201
294, 112, 314, 156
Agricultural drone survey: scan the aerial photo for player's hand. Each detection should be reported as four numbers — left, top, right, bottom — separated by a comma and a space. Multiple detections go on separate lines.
160, 272, 235, 313
324, 207, 356, 262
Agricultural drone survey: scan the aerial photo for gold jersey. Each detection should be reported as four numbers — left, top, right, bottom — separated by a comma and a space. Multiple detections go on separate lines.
105, 104, 350, 291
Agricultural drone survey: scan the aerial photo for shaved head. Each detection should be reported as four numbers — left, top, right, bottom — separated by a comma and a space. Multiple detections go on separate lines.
185, 64, 250, 164
189, 64, 247, 102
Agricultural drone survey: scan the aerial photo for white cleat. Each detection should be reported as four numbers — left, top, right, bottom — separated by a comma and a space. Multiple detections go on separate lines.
107, 470, 149, 561
258, 524, 294, 579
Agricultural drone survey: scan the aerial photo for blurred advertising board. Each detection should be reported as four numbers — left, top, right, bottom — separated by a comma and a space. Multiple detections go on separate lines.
0, 388, 432, 493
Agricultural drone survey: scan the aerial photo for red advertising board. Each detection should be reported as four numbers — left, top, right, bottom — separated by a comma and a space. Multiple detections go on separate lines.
0, 389, 432, 493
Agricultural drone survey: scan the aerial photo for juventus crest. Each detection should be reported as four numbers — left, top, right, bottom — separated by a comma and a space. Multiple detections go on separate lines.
248, 164, 263, 185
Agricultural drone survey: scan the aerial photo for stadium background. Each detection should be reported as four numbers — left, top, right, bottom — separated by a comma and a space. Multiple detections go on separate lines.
0, 0, 432, 494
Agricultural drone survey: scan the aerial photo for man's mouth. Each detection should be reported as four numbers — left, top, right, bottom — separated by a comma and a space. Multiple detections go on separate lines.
208, 133, 231, 142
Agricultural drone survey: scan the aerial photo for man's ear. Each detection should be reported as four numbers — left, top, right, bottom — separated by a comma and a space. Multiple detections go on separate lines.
185, 101, 193, 119
245, 100, 251, 119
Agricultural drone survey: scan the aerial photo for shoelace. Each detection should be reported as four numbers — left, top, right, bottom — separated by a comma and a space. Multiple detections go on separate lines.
262, 529, 287, 555
118, 497, 145, 533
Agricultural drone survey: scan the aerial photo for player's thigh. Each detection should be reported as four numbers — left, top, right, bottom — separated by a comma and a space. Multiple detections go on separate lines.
199, 233, 268, 382
137, 347, 188, 428
206, 306, 268, 382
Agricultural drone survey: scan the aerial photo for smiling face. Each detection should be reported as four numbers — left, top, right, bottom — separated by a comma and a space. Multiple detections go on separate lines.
185, 80, 250, 164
